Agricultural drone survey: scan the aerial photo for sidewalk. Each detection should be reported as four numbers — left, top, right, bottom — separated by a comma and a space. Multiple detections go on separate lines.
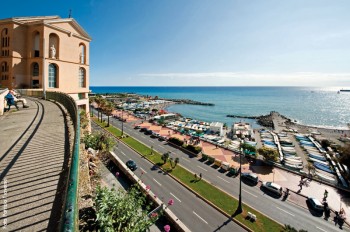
0, 97, 71, 231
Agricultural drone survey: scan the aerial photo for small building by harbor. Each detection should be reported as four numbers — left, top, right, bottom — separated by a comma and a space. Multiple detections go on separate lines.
210, 122, 224, 136
232, 122, 253, 139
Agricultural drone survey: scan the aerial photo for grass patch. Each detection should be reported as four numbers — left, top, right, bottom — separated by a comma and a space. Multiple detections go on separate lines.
92, 118, 282, 232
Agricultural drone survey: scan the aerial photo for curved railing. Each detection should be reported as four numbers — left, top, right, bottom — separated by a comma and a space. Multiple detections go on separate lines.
18, 90, 80, 232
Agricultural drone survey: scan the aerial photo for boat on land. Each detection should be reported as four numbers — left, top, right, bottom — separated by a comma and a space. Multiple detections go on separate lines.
285, 158, 303, 164
314, 162, 334, 174
308, 157, 328, 165
308, 153, 327, 161
316, 171, 338, 184
285, 162, 303, 170
339, 89, 350, 92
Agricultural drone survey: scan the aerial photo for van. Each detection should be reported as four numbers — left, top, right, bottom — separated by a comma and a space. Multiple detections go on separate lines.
221, 162, 230, 171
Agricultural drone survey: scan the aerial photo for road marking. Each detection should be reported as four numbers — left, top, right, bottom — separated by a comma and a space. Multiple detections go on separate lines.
242, 189, 257, 198
140, 168, 147, 174
276, 207, 295, 217
182, 158, 191, 163
217, 176, 230, 183
120, 151, 126, 156
159, 145, 166, 149
197, 166, 208, 171
141, 135, 146, 139
149, 140, 155, 143
193, 211, 208, 224
153, 178, 162, 186
170, 193, 182, 202
316, 227, 327, 232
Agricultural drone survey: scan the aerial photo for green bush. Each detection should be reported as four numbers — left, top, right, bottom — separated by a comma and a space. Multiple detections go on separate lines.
202, 154, 208, 160
168, 137, 184, 146
208, 156, 215, 163
185, 144, 202, 154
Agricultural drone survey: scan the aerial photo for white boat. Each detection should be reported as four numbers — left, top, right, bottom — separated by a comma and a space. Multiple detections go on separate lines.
284, 156, 302, 160
308, 157, 329, 166
285, 158, 303, 164
316, 171, 338, 184
285, 162, 303, 170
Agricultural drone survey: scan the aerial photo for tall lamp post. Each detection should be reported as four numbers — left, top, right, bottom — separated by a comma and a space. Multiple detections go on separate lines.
236, 145, 243, 214
121, 109, 124, 136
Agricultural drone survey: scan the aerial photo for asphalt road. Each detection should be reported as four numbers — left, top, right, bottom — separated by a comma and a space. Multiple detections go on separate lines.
91, 122, 246, 232
93, 109, 349, 232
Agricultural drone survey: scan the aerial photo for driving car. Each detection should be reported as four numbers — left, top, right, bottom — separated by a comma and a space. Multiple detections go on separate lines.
307, 197, 324, 212
241, 172, 259, 185
126, 160, 137, 171
262, 181, 283, 196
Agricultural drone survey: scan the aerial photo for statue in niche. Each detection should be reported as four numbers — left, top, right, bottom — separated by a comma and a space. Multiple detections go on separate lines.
50, 44, 56, 58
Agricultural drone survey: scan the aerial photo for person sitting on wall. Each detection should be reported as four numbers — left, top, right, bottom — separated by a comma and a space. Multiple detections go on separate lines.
4, 91, 19, 111
10, 90, 29, 108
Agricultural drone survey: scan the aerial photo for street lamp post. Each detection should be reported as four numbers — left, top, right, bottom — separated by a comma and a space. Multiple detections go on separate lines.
121, 109, 124, 136
236, 147, 243, 214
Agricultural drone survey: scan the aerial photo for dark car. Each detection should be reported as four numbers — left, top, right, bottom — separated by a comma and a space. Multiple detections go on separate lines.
241, 172, 259, 185
134, 125, 141, 129
126, 160, 137, 171
145, 129, 153, 135
140, 127, 147, 132
307, 197, 324, 212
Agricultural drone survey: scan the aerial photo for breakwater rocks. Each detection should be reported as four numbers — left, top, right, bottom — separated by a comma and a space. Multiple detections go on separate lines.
164, 99, 214, 106
227, 112, 277, 128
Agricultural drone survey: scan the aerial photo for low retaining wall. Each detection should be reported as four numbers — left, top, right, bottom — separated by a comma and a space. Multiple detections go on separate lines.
108, 151, 190, 232
0, 88, 9, 115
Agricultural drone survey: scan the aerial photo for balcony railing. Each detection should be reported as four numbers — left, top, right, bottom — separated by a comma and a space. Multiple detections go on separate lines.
18, 89, 80, 232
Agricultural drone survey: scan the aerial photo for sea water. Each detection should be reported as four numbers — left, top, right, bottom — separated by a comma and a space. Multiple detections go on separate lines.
90, 86, 350, 129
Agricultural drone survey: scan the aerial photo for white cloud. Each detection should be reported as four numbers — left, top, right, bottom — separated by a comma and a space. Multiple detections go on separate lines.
137, 72, 350, 86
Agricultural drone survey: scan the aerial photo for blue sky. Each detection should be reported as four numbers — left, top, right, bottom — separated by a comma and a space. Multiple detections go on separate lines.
3, 0, 350, 86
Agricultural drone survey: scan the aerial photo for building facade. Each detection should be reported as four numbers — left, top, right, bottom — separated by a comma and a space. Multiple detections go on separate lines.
0, 16, 91, 112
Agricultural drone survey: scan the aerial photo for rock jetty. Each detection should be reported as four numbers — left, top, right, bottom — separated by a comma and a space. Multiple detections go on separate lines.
164, 98, 214, 106
227, 112, 277, 128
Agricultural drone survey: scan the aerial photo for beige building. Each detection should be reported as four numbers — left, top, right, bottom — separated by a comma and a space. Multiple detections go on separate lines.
0, 16, 91, 112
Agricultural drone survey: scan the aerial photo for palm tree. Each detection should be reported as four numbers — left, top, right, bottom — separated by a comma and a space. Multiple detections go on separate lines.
104, 101, 114, 127
89, 96, 94, 117
174, 157, 179, 167
162, 152, 170, 164
306, 162, 315, 176
94, 95, 102, 120
99, 98, 107, 122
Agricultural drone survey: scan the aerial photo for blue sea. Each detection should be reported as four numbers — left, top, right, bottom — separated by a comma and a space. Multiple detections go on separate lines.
90, 86, 350, 129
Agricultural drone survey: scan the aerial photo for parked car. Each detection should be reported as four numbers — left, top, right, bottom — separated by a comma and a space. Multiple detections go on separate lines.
241, 172, 259, 185
145, 129, 153, 135
126, 160, 137, 171
134, 125, 141, 129
262, 181, 283, 196
307, 197, 324, 212
140, 127, 147, 132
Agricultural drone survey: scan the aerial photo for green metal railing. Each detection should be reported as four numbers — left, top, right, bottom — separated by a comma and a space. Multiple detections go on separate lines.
18, 90, 80, 231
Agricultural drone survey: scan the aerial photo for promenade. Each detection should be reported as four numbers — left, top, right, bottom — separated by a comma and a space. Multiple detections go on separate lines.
0, 97, 71, 231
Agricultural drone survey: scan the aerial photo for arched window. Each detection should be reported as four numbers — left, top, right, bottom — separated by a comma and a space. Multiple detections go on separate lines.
1, 62, 8, 80
79, 68, 85, 87
32, 62, 39, 76
48, 64, 57, 88
79, 44, 86, 64
33, 31, 40, 57
1, 28, 9, 57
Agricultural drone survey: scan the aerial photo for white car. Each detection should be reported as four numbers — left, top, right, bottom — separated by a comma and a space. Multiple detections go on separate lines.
262, 181, 283, 196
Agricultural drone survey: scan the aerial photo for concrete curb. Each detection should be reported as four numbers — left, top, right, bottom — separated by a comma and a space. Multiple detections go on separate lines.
93, 120, 285, 232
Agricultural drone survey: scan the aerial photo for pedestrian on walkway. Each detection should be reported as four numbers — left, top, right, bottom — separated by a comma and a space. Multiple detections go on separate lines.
324, 190, 328, 200
199, 173, 202, 180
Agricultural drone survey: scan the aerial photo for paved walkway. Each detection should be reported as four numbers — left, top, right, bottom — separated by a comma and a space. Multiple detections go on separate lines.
0, 97, 70, 231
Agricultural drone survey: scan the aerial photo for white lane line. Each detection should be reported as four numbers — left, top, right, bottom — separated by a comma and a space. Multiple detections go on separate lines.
153, 178, 162, 186
276, 207, 295, 217
149, 140, 155, 143
159, 145, 166, 149
170, 193, 182, 202
193, 211, 208, 224
182, 158, 191, 163
217, 176, 230, 184
242, 189, 257, 198
140, 168, 147, 174
197, 166, 208, 172
141, 135, 146, 139
316, 227, 328, 232
120, 151, 126, 156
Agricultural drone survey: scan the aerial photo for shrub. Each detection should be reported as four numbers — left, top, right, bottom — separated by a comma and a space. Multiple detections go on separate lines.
168, 137, 184, 146
185, 144, 202, 154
